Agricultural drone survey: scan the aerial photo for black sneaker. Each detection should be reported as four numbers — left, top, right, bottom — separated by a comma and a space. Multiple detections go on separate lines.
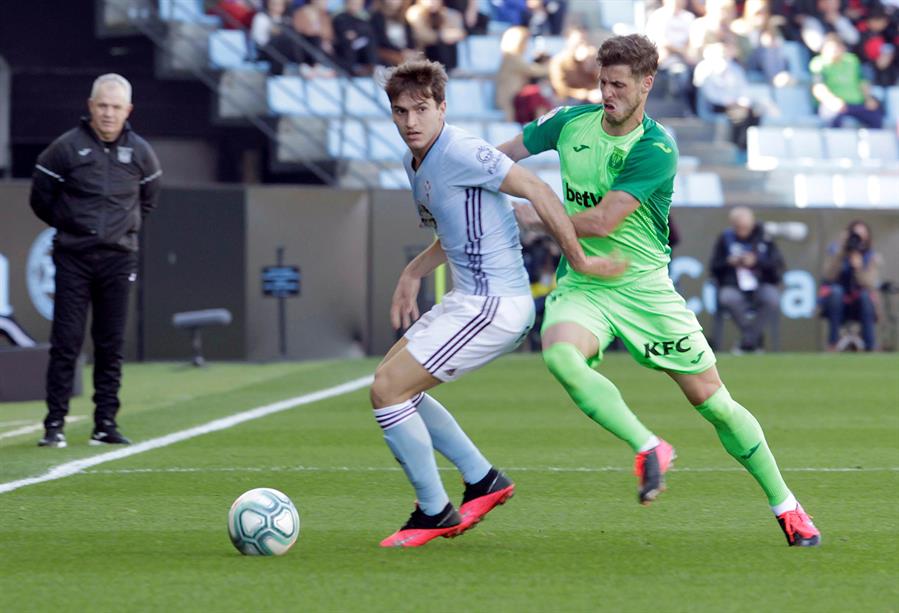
89, 424, 132, 446
38, 424, 67, 448
458, 468, 516, 531
379, 502, 463, 547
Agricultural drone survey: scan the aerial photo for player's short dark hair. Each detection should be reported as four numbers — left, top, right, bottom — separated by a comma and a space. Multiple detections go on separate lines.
384, 59, 448, 105
596, 34, 659, 78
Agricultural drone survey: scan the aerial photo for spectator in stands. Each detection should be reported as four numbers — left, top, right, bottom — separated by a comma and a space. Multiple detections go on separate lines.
689, 0, 749, 63
731, 0, 773, 47
799, 0, 860, 54
210, 0, 257, 29
495, 26, 550, 120
371, 0, 418, 66
548, 27, 601, 104
746, 19, 795, 86
513, 75, 556, 123
709, 207, 785, 353
528, 0, 569, 36
694, 42, 764, 150
820, 220, 882, 351
645, 0, 697, 106
252, 0, 294, 74
490, 0, 530, 27
406, 0, 467, 72
858, 5, 899, 87
292, 0, 337, 72
810, 33, 885, 127
444, 0, 489, 35
333, 0, 379, 74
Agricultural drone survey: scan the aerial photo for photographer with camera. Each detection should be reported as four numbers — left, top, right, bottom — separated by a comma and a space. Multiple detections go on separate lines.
820, 220, 882, 351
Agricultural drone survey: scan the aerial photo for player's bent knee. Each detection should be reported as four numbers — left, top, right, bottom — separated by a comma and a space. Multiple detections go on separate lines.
369, 369, 397, 409
694, 385, 738, 424
542, 342, 587, 381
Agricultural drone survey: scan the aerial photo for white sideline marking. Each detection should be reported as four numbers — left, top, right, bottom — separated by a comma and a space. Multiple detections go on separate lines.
82, 465, 899, 475
0, 416, 86, 441
0, 375, 373, 495
0, 419, 36, 428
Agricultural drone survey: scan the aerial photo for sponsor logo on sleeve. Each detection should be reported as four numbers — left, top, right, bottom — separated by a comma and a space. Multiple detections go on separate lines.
476, 145, 501, 175
537, 106, 564, 126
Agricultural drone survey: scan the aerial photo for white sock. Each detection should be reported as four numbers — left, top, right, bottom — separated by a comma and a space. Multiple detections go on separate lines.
771, 492, 798, 516
374, 400, 449, 516
637, 435, 660, 453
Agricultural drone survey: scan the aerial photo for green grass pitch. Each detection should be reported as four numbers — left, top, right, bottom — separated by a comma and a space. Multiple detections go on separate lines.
1, 353, 897, 612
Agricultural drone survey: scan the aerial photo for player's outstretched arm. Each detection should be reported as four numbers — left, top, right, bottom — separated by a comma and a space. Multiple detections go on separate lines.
500, 165, 627, 278
571, 190, 640, 238
390, 238, 447, 330
496, 134, 532, 162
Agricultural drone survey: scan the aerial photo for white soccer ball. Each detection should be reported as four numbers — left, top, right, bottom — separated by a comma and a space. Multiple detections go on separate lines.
228, 487, 300, 556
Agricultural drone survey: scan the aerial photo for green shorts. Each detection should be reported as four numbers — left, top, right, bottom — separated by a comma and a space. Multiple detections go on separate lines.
541, 268, 716, 374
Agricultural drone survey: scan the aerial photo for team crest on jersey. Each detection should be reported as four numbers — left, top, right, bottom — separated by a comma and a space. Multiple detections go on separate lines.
537, 106, 564, 126
117, 146, 133, 164
608, 146, 627, 174
476, 145, 501, 175
417, 202, 437, 229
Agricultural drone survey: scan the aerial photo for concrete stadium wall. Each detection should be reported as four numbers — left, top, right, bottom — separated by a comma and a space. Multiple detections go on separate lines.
2, 181, 897, 360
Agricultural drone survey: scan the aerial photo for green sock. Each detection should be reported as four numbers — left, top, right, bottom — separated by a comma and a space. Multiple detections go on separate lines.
543, 343, 654, 451
695, 386, 791, 506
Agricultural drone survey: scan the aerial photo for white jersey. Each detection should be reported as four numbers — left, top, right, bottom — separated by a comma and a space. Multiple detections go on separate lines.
403, 123, 531, 297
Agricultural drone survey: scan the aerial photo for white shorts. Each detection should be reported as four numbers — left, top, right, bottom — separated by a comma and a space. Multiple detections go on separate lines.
404, 290, 536, 382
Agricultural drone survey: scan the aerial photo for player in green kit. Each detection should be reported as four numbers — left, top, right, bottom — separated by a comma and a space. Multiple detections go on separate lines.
499, 34, 820, 547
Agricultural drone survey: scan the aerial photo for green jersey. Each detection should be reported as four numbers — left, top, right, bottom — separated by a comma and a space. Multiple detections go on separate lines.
523, 104, 677, 288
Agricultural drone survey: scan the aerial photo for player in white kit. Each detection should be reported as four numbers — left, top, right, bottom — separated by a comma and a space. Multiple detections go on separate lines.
373, 60, 626, 547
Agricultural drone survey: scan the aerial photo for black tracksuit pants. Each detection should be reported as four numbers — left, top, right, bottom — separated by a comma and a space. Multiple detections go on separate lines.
44, 247, 136, 429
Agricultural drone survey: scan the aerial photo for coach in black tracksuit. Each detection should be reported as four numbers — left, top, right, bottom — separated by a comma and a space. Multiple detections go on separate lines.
30, 73, 161, 448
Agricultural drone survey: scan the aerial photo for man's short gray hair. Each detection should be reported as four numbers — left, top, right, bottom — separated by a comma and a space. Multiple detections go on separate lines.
90, 73, 132, 103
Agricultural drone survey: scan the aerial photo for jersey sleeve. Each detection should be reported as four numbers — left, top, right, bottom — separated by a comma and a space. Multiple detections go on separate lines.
523, 105, 584, 154
444, 136, 514, 192
610, 134, 678, 204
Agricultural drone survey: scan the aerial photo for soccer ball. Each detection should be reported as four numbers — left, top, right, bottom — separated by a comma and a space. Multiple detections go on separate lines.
228, 487, 300, 556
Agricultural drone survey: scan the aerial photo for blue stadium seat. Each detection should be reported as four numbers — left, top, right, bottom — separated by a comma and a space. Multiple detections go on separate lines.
380, 167, 409, 189
452, 121, 486, 139
671, 174, 688, 206
536, 169, 563, 201
788, 127, 826, 162
781, 40, 810, 82
345, 77, 389, 117
875, 175, 899, 206
328, 119, 368, 160
459, 36, 503, 75
305, 77, 344, 118
684, 172, 724, 206
159, 0, 219, 23
885, 86, 899, 124
486, 121, 521, 146
267, 76, 306, 115
526, 35, 566, 61
367, 120, 405, 161
747, 126, 786, 170
209, 30, 250, 70
823, 128, 861, 164
445, 78, 504, 119
765, 85, 820, 126
860, 129, 899, 166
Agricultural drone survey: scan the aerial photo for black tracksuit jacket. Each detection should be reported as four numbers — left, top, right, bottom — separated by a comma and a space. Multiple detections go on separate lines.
29, 117, 162, 252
